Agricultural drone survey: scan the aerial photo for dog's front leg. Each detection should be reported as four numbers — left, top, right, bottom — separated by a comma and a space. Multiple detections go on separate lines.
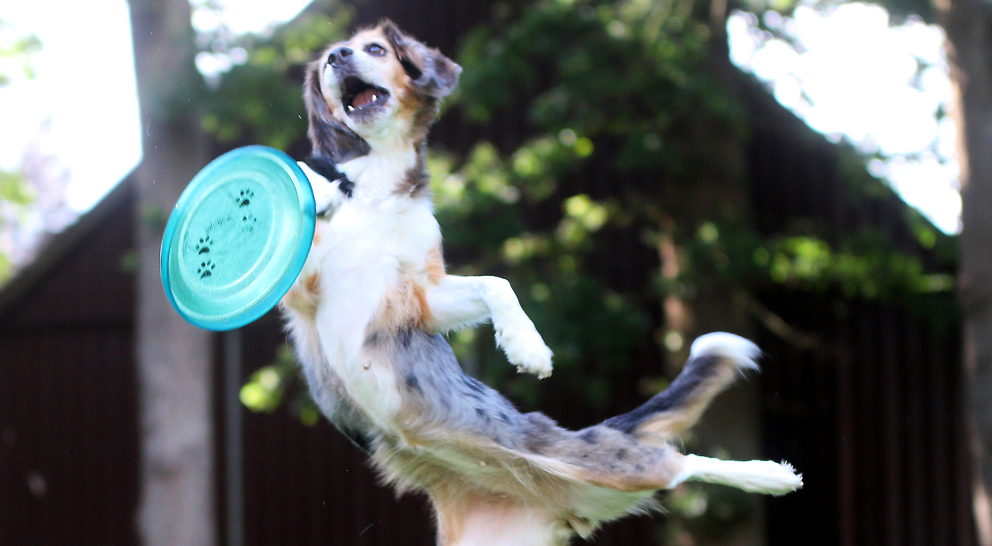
426, 275, 553, 378
298, 160, 350, 217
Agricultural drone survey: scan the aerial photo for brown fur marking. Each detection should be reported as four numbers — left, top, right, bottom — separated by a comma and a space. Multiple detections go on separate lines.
425, 245, 446, 283
394, 139, 431, 197
281, 271, 321, 318
312, 223, 323, 247
413, 283, 433, 328
368, 245, 443, 333
371, 274, 433, 333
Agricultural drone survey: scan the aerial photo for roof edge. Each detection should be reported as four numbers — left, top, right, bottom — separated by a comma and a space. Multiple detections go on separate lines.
0, 175, 135, 319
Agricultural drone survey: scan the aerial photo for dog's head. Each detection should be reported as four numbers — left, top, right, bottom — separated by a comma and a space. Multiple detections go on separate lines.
304, 20, 462, 161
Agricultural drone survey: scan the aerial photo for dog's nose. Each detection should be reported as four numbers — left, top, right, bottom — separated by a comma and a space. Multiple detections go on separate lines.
327, 47, 353, 68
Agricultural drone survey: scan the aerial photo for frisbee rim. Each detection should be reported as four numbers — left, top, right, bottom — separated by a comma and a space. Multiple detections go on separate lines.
160, 145, 315, 331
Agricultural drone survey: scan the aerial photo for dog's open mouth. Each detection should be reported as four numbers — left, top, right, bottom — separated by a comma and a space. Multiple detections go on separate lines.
341, 76, 389, 117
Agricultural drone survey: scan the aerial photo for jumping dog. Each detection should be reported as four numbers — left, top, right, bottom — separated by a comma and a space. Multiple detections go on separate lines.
281, 20, 802, 546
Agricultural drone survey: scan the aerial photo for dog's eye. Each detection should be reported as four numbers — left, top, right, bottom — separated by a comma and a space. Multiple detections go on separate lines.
365, 43, 386, 57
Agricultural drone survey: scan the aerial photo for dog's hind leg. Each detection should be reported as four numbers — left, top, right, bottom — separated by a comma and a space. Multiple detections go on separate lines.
431, 490, 572, 546
669, 453, 803, 495
425, 275, 553, 378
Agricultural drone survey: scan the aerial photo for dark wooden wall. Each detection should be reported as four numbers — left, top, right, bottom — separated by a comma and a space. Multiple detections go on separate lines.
746, 82, 974, 546
0, 182, 139, 546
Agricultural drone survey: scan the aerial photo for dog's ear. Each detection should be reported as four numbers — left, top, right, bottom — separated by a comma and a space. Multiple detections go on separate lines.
380, 20, 462, 98
303, 59, 371, 163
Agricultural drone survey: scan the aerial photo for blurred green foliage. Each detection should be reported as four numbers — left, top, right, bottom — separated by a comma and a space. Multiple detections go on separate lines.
458, 0, 743, 178
0, 20, 40, 284
195, 0, 354, 149
0, 19, 41, 87
429, 140, 653, 410
240, 344, 321, 426
0, 170, 33, 206
664, 481, 754, 543
685, 220, 955, 308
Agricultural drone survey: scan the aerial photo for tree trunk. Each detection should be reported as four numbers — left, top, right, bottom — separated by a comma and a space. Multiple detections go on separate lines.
939, 0, 992, 542
128, 0, 215, 544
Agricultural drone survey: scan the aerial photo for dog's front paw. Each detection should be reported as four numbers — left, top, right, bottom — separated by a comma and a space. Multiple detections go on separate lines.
298, 161, 345, 217
496, 321, 554, 379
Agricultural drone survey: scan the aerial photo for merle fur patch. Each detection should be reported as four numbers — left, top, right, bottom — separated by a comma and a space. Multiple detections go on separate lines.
602, 354, 722, 434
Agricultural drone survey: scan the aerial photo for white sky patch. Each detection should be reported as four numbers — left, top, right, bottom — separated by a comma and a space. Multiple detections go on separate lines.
191, 0, 312, 36
191, 0, 312, 81
0, 0, 313, 215
0, 0, 141, 212
728, 3, 961, 233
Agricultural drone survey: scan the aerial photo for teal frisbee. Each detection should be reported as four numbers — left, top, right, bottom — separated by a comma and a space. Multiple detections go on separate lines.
160, 146, 316, 331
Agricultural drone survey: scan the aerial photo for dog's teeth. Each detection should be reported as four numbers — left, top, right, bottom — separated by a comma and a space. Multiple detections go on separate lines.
371, 94, 378, 102
347, 105, 355, 112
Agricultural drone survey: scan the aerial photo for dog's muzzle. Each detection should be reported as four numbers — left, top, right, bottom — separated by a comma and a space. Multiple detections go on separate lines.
323, 48, 391, 118
328, 70, 390, 119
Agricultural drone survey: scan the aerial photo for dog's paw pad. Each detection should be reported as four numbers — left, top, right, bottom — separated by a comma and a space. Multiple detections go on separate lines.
197, 260, 215, 279
513, 348, 553, 379
313, 186, 339, 216
299, 161, 343, 216
501, 330, 553, 379
195, 235, 211, 255
236, 189, 254, 207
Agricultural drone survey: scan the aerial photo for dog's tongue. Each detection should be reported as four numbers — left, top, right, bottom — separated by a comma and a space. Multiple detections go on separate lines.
352, 88, 378, 108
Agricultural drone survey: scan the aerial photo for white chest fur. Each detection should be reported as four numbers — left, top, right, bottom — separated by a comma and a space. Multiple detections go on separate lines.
340, 135, 417, 201
306, 150, 440, 431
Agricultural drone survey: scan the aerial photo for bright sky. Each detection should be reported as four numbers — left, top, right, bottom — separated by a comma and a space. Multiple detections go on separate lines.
0, 0, 310, 212
728, 3, 960, 233
0, 0, 962, 233
0, 0, 140, 212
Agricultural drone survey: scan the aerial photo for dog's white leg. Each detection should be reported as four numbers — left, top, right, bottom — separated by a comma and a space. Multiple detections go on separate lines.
434, 494, 570, 546
669, 454, 803, 495
426, 275, 553, 378
449, 506, 567, 546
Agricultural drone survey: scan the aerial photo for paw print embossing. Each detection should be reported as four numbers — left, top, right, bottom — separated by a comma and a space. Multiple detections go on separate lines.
197, 260, 215, 278
195, 235, 211, 255
241, 214, 258, 233
236, 189, 254, 207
